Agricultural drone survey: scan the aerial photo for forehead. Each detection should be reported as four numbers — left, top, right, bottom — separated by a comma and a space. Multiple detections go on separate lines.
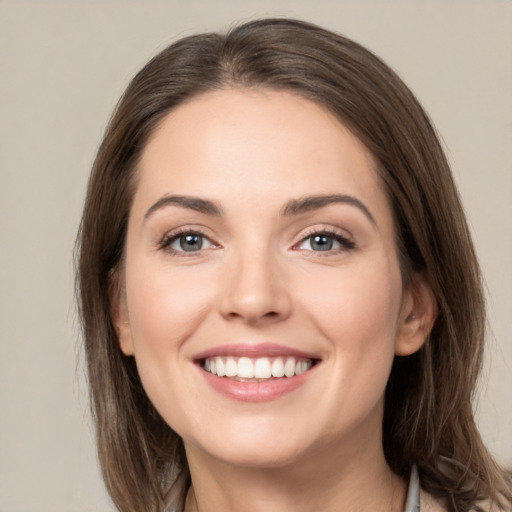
133, 88, 391, 225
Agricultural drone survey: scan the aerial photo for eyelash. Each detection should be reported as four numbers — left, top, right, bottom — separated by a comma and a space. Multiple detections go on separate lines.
294, 228, 355, 254
158, 228, 216, 256
158, 227, 355, 256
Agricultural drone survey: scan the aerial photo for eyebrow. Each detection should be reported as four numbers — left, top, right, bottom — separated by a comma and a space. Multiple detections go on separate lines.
144, 193, 375, 225
144, 195, 223, 220
281, 194, 376, 225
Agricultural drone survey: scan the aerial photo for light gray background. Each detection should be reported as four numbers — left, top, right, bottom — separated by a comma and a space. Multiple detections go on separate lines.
0, 1, 510, 510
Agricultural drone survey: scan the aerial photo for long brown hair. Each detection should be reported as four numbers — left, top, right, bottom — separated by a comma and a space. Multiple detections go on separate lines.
76, 18, 511, 511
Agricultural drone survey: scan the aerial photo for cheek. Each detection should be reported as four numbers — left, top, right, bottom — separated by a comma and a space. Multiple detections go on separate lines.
123, 259, 221, 431
125, 258, 218, 355
301, 258, 402, 396
305, 257, 401, 334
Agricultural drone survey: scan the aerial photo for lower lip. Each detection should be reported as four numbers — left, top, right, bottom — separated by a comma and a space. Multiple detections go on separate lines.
198, 365, 317, 403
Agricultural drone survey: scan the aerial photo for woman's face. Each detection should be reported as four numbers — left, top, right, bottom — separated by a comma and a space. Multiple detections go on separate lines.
115, 88, 428, 468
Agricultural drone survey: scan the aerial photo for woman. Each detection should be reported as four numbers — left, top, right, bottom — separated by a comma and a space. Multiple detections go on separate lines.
76, 18, 511, 512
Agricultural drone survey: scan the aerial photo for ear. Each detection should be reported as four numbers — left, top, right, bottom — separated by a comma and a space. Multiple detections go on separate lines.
109, 270, 135, 356
395, 273, 438, 356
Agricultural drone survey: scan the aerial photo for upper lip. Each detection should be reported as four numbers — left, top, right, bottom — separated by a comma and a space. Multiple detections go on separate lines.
193, 342, 321, 361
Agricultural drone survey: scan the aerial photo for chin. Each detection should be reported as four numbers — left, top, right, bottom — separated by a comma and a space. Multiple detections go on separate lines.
201, 441, 311, 470
183, 415, 323, 470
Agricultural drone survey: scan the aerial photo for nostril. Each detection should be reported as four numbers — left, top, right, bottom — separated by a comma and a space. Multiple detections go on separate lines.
225, 309, 281, 323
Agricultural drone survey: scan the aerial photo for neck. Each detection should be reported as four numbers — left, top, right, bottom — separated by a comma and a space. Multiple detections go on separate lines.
183, 433, 406, 512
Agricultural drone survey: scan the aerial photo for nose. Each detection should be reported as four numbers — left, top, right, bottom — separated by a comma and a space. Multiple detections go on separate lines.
219, 246, 292, 325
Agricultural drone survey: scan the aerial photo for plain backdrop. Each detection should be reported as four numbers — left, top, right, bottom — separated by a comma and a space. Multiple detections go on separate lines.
0, 1, 510, 510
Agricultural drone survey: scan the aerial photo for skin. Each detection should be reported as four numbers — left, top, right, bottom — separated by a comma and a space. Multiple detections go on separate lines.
113, 88, 437, 511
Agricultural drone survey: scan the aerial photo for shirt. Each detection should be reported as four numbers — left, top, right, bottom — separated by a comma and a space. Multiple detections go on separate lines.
405, 465, 421, 512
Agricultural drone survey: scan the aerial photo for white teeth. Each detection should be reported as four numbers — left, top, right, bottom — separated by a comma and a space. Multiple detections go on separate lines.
284, 357, 296, 378
295, 360, 311, 375
215, 357, 225, 377
254, 358, 271, 378
225, 357, 237, 377
237, 357, 254, 378
203, 355, 315, 379
271, 358, 285, 378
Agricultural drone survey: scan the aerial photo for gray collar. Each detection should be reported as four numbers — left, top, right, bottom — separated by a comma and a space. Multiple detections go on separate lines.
404, 465, 421, 512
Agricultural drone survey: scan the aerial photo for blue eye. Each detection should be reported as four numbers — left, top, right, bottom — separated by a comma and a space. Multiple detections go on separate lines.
298, 232, 354, 252
163, 232, 215, 253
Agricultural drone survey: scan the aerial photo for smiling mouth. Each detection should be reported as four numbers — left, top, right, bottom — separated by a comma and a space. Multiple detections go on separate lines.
201, 356, 319, 382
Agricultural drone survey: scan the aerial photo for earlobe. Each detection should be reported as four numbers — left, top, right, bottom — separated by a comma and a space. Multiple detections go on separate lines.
395, 274, 438, 356
109, 271, 135, 356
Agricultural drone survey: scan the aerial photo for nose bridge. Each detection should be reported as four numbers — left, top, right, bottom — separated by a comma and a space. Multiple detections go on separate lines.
220, 238, 291, 323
